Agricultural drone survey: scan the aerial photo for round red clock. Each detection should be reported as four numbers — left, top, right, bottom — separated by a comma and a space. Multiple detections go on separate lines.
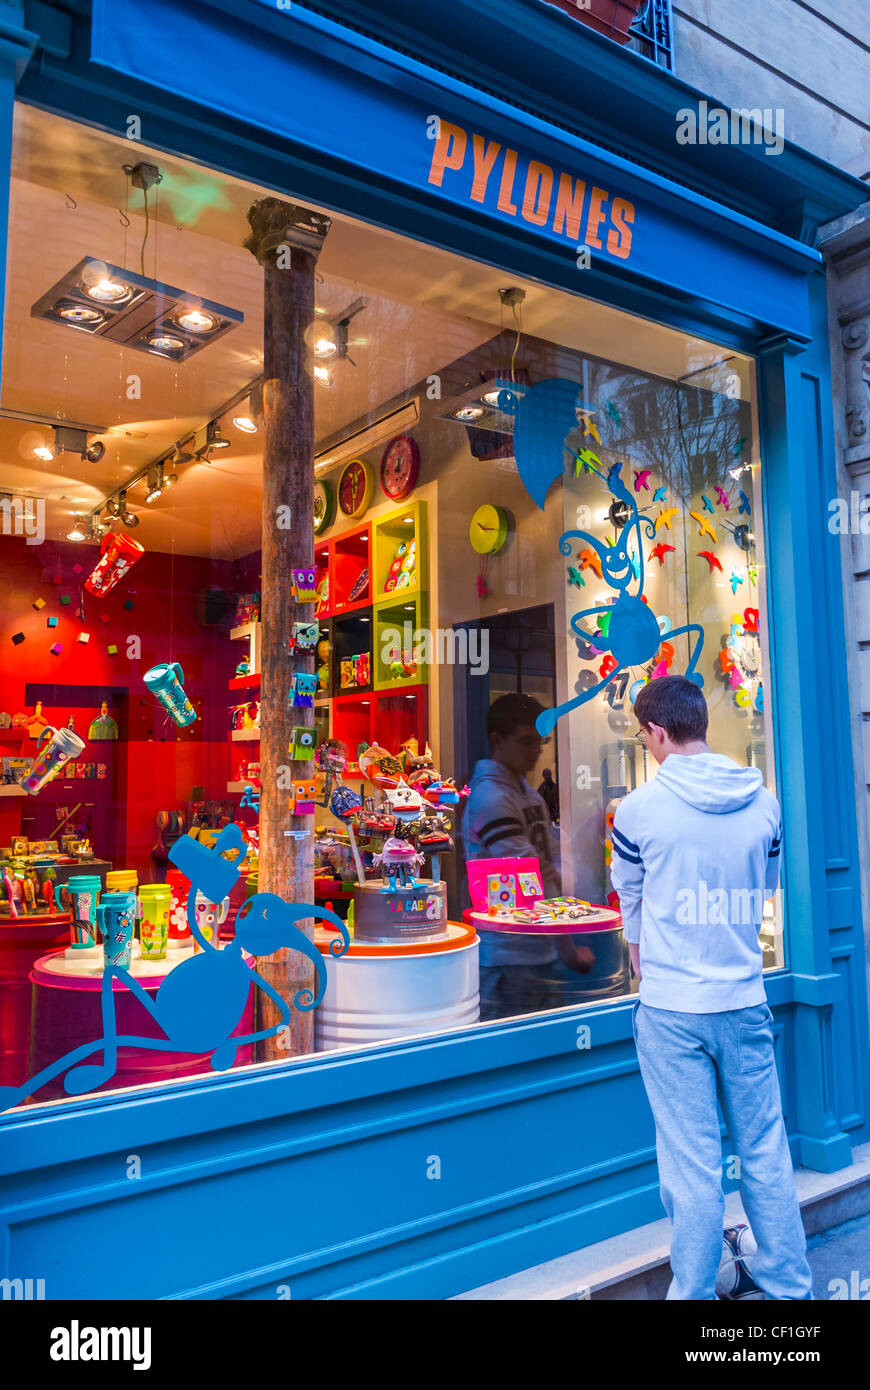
380, 435, 420, 501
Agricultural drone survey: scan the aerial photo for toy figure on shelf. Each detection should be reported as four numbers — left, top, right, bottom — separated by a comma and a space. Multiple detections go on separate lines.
386, 647, 417, 681
88, 701, 119, 741
384, 538, 417, 594
288, 621, 319, 653
315, 738, 346, 803
360, 743, 404, 785
230, 700, 260, 731
315, 634, 330, 691
289, 673, 318, 708
291, 568, 318, 603
384, 778, 425, 822
372, 836, 425, 891
235, 655, 251, 678
329, 784, 363, 821
291, 725, 316, 760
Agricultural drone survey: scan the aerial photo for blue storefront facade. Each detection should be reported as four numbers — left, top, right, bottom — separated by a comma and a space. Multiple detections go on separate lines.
0, 0, 868, 1299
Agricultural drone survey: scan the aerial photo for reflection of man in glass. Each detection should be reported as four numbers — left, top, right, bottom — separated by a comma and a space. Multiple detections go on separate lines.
464, 693, 593, 1021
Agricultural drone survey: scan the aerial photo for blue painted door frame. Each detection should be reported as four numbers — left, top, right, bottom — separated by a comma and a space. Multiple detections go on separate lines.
0, 0, 867, 1299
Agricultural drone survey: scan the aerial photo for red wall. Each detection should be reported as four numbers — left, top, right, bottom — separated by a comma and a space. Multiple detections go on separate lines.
0, 535, 239, 879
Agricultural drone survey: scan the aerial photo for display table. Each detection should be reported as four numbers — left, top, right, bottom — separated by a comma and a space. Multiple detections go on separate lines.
314, 921, 479, 1052
0, 912, 71, 1087
464, 905, 631, 1004
28, 947, 255, 1101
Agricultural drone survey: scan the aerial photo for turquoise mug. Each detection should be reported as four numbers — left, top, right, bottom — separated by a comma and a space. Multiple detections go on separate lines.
143, 662, 197, 728
63, 874, 102, 948
96, 890, 137, 969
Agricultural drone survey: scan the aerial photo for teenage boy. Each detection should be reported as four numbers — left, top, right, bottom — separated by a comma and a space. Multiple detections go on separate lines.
464, 693, 593, 1020
610, 675, 812, 1301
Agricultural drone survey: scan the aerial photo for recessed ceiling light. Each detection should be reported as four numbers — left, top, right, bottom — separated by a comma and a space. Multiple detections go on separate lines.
175, 307, 218, 334
147, 332, 186, 355
233, 415, 258, 434
57, 300, 104, 325
85, 277, 131, 305
453, 406, 484, 421
402, 516, 413, 523
481, 389, 504, 407
33, 444, 55, 461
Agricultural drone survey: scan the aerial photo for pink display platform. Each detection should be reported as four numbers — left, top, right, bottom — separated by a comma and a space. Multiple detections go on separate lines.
27, 948, 255, 1102
463, 905, 621, 935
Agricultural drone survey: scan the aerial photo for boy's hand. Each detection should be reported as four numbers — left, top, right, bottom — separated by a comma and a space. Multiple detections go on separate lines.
628, 941, 642, 982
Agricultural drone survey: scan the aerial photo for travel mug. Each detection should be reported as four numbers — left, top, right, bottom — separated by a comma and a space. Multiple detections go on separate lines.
84, 530, 144, 597
21, 726, 86, 795
166, 869, 193, 946
143, 662, 197, 727
192, 890, 229, 951
138, 883, 170, 959
63, 874, 102, 948
96, 891, 137, 970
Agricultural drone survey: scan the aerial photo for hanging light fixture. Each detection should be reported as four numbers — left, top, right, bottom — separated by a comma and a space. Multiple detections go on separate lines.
171, 440, 195, 466
33, 442, 55, 461
204, 420, 230, 452
144, 466, 163, 503
66, 517, 87, 541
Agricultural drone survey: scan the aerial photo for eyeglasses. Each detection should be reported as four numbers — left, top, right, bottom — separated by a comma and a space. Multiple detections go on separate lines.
513, 734, 552, 748
635, 728, 648, 744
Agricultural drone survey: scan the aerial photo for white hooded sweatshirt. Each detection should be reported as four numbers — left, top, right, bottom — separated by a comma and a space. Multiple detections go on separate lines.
610, 752, 782, 1013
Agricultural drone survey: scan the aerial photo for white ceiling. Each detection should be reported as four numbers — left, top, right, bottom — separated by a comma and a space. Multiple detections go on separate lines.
1, 107, 749, 559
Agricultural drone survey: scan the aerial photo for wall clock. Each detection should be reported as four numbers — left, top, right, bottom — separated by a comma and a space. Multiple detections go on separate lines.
380, 435, 420, 501
338, 459, 374, 519
470, 504, 510, 555
313, 479, 336, 535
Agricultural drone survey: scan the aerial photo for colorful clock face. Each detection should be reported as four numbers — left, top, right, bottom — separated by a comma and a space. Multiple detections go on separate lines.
313, 479, 336, 535
470, 504, 510, 555
338, 459, 374, 519
380, 435, 420, 501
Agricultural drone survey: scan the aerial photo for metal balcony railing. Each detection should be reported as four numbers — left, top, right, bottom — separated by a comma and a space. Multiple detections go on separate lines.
626, 0, 674, 71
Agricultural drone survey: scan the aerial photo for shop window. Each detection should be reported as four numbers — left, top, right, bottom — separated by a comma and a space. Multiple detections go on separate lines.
0, 104, 779, 1117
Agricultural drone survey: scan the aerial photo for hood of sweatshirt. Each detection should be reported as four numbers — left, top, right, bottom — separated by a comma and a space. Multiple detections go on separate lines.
655, 752, 763, 814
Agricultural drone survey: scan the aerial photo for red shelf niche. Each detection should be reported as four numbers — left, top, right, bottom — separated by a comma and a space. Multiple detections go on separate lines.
374, 685, 429, 750
229, 673, 262, 692
332, 522, 371, 613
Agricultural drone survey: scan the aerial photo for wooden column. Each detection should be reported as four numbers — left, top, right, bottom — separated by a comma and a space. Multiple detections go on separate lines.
245, 200, 331, 1060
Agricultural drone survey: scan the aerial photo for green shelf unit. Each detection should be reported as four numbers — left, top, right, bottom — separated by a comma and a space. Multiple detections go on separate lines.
372, 498, 427, 604
373, 591, 429, 691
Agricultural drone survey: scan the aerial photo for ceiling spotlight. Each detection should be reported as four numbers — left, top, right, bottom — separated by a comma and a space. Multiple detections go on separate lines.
174, 307, 219, 334
85, 276, 132, 305
312, 325, 339, 359
205, 420, 230, 450
84, 438, 105, 463
453, 406, 484, 422
144, 466, 163, 503
32, 256, 243, 360
172, 441, 195, 466
123, 510, 139, 528
33, 443, 55, 461
163, 470, 178, 488
106, 497, 121, 518
67, 518, 87, 541
314, 364, 334, 388
233, 414, 258, 434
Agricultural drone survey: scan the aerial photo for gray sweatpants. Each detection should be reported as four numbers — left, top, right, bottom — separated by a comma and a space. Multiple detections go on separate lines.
633, 1000, 812, 1300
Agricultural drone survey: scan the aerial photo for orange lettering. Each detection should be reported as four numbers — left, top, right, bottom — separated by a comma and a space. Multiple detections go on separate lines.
585, 186, 609, 249
427, 121, 468, 188
521, 161, 554, 227
470, 134, 502, 202
553, 172, 587, 240
497, 149, 519, 214
607, 198, 635, 260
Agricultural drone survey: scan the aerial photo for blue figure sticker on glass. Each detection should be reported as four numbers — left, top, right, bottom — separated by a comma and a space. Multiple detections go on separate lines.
0, 823, 349, 1113
500, 380, 705, 736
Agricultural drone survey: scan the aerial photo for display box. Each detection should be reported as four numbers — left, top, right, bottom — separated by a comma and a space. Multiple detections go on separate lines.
373, 592, 429, 690
372, 499, 427, 603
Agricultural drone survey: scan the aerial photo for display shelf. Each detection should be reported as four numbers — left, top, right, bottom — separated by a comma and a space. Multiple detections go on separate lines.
332, 607, 373, 695
331, 692, 375, 758
228, 673, 261, 691
372, 498, 427, 603
332, 520, 371, 613
226, 780, 259, 793
230, 729, 260, 742
373, 685, 429, 750
314, 617, 332, 700
0, 784, 26, 796
230, 621, 261, 676
373, 592, 429, 690
314, 540, 331, 620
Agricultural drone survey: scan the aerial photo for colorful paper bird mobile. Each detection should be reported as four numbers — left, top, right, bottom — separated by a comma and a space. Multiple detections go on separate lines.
729, 571, 744, 595
582, 417, 601, 445
714, 486, 730, 510
690, 510, 718, 542
649, 543, 676, 566
634, 469, 651, 493
575, 448, 602, 476
567, 565, 586, 588
738, 489, 751, 515
698, 550, 723, 573
577, 547, 603, 579
655, 507, 681, 531
733, 436, 748, 457
701, 495, 715, 514
604, 399, 622, 426
653, 486, 667, 503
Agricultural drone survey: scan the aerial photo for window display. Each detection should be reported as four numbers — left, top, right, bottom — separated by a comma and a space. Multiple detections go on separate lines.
0, 104, 779, 1115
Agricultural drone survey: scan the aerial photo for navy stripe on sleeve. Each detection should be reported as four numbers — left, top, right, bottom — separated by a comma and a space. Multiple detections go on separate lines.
478, 816, 525, 840
612, 840, 642, 865
612, 825, 640, 855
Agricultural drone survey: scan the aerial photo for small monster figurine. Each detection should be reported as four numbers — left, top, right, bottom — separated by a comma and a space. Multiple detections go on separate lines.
373, 835, 426, 891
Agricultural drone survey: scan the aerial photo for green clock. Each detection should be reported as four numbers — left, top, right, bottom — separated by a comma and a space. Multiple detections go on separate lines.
470, 504, 510, 555
313, 479, 336, 535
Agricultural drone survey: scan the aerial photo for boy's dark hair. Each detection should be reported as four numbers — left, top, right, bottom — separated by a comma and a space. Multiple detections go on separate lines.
634, 675, 708, 744
487, 692, 546, 742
